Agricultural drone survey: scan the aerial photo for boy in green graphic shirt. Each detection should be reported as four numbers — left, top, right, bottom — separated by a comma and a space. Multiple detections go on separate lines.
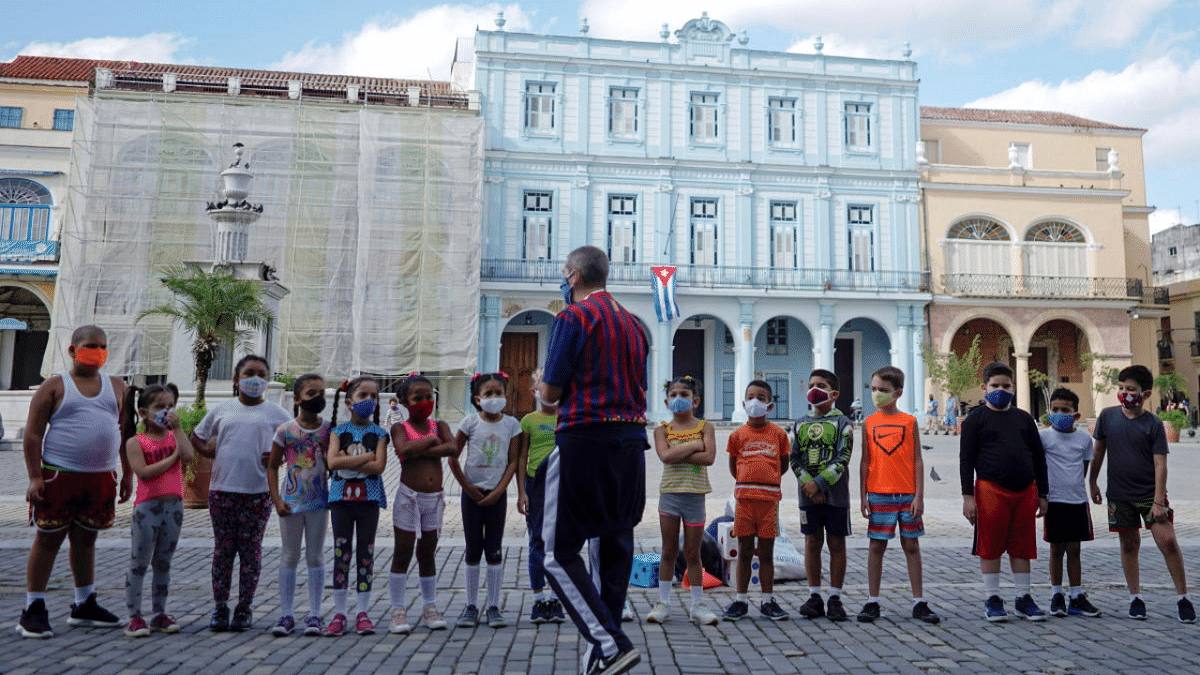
517, 370, 566, 624
791, 369, 854, 622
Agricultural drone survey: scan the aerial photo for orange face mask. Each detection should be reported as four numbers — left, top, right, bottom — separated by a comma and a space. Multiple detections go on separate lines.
74, 346, 108, 368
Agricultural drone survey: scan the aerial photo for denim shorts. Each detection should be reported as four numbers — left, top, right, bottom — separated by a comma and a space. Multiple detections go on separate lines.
658, 492, 706, 527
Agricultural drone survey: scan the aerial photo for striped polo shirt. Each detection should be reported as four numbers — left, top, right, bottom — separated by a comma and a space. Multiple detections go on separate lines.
543, 290, 648, 431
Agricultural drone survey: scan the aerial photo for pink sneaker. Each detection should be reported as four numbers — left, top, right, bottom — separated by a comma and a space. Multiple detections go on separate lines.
389, 608, 411, 634
421, 604, 447, 630
124, 616, 150, 637
323, 613, 347, 637
355, 612, 375, 635
149, 613, 180, 634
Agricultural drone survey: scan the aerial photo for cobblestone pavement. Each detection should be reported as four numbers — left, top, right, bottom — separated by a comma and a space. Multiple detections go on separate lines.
1, 431, 1200, 674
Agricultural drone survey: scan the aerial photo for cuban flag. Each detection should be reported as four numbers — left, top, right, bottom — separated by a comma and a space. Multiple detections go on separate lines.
651, 265, 680, 322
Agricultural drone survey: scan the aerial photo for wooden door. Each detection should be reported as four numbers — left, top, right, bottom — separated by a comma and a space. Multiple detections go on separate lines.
672, 329, 705, 418
500, 332, 539, 417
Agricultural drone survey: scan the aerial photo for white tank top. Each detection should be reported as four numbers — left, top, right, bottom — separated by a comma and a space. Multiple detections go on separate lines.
41, 371, 122, 472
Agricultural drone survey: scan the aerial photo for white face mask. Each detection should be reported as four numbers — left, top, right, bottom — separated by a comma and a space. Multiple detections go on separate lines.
480, 397, 507, 414
238, 376, 269, 399
743, 398, 769, 419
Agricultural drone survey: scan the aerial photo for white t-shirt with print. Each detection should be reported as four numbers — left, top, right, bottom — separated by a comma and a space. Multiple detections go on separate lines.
194, 398, 292, 494
457, 413, 522, 490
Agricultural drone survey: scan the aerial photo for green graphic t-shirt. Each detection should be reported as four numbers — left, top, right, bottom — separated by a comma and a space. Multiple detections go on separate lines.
790, 409, 854, 508
520, 410, 558, 478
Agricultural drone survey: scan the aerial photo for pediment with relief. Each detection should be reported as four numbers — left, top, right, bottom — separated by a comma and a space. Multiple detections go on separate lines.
674, 13, 734, 43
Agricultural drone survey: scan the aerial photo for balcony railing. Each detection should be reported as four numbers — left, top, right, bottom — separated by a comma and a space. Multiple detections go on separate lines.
482, 258, 929, 292
943, 274, 1149, 300
0, 204, 56, 262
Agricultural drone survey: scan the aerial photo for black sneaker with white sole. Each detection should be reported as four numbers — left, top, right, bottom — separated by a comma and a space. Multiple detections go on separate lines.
67, 593, 120, 627
17, 599, 53, 639
585, 646, 642, 675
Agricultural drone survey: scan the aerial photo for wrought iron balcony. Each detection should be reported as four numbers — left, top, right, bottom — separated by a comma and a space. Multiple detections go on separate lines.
942, 274, 1148, 300
0, 204, 56, 262
482, 258, 929, 292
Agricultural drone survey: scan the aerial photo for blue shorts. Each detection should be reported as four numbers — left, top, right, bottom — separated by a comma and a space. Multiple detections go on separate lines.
866, 493, 924, 540
658, 492, 705, 527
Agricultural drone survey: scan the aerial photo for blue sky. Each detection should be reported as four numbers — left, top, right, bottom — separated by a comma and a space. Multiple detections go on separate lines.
5, 0, 1199, 230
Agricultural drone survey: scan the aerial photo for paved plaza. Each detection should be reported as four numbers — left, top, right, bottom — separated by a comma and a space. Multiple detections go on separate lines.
2, 430, 1200, 674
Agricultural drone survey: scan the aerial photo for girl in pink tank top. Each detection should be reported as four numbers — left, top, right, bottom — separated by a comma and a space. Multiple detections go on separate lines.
120, 384, 195, 635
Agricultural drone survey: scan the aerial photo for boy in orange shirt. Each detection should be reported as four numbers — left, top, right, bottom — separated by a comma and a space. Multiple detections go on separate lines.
856, 367, 939, 624
722, 380, 790, 621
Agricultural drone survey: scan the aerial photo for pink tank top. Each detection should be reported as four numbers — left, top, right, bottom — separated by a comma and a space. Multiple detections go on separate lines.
134, 433, 183, 505
397, 419, 439, 462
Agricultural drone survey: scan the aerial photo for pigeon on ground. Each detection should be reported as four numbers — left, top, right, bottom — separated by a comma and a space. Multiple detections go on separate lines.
930, 466, 941, 482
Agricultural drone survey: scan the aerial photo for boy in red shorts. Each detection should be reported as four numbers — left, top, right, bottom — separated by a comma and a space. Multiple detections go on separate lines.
960, 362, 1048, 622
722, 379, 790, 622
18, 325, 130, 638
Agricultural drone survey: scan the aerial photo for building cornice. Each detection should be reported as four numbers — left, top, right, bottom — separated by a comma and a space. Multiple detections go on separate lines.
1123, 205, 1156, 214
931, 295, 1136, 310
919, 181, 1130, 199
920, 117, 1145, 138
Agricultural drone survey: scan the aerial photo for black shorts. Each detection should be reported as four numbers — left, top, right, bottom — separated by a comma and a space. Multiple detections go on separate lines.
1043, 501, 1093, 544
799, 504, 851, 538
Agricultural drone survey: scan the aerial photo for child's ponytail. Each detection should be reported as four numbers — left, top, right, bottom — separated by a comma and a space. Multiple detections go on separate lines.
331, 379, 349, 426
121, 384, 141, 449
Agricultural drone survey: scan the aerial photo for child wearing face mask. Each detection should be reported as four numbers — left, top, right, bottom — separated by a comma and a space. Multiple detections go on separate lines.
646, 376, 717, 626
323, 377, 389, 636
450, 372, 522, 629
190, 355, 292, 633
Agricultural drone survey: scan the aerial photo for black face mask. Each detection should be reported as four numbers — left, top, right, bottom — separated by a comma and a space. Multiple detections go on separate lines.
298, 396, 326, 414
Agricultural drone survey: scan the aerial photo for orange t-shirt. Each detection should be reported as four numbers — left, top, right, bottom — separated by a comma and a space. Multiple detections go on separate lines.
864, 410, 918, 494
726, 421, 789, 501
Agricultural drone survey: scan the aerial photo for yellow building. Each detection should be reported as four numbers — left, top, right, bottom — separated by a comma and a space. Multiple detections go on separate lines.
1158, 277, 1200, 418
919, 107, 1166, 419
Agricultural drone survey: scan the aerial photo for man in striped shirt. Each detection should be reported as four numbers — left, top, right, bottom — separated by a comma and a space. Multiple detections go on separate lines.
531, 245, 648, 675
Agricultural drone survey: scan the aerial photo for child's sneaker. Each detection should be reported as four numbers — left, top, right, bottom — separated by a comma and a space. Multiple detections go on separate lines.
912, 601, 940, 625
1128, 597, 1147, 620
16, 599, 53, 639
303, 616, 324, 636
1013, 594, 1046, 621
149, 613, 180, 633
645, 601, 670, 623
1049, 592, 1067, 617
985, 595, 1008, 622
857, 602, 880, 623
760, 599, 789, 621
323, 613, 347, 637
457, 605, 479, 628
799, 593, 825, 619
389, 608, 411, 634
485, 605, 507, 628
530, 600, 549, 624
1179, 597, 1196, 624
124, 615, 150, 637
421, 604, 447, 630
689, 601, 718, 626
826, 596, 848, 622
355, 612, 375, 635
230, 604, 253, 632
209, 604, 230, 632
723, 600, 748, 621
271, 615, 295, 636
68, 593, 121, 627
1068, 594, 1101, 617
546, 598, 566, 623
621, 599, 635, 622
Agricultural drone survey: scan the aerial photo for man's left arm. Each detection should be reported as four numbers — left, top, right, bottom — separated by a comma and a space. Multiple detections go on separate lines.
539, 314, 583, 405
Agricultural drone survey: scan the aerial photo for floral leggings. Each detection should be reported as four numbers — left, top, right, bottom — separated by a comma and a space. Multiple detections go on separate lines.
330, 501, 379, 592
208, 490, 272, 607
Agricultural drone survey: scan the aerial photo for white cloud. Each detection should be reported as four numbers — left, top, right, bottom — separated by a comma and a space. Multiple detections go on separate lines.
18, 33, 189, 62
576, 0, 1170, 60
271, 4, 533, 81
1150, 207, 1190, 233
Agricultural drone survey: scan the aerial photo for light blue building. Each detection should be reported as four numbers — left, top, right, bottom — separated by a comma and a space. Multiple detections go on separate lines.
454, 14, 928, 422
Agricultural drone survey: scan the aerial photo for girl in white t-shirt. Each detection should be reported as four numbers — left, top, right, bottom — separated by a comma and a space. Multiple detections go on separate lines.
449, 372, 521, 629
190, 354, 292, 633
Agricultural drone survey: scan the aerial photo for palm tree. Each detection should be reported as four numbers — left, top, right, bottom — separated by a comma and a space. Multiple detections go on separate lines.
138, 265, 274, 407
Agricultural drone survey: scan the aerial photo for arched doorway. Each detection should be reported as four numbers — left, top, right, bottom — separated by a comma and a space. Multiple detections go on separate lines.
0, 285, 51, 390
1029, 319, 1092, 419
499, 310, 555, 418
672, 314, 729, 419
950, 317, 1015, 413
751, 316, 814, 421
834, 317, 891, 418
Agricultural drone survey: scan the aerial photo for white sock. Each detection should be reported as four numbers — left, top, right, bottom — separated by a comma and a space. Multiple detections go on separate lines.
307, 566, 325, 618
465, 564, 481, 607
910, 597, 923, 606
25, 592, 45, 610
1050, 584, 1063, 596
278, 566, 297, 618
808, 587, 820, 597
356, 591, 370, 616
389, 573, 407, 610
1069, 586, 1082, 599
333, 588, 348, 616
74, 585, 94, 605
486, 563, 503, 609
420, 576, 437, 606
1013, 572, 1031, 597
658, 580, 671, 603
1130, 593, 1143, 601
762, 594, 775, 604
532, 589, 545, 603
829, 588, 842, 599
868, 596, 881, 604
689, 585, 703, 607
982, 572, 1001, 597
1180, 594, 1190, 602
736, 593, 748, 603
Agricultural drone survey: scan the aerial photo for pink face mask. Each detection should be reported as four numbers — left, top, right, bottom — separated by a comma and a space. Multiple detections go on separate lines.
1117, 391, 1143, 409
807, 387, 830, 405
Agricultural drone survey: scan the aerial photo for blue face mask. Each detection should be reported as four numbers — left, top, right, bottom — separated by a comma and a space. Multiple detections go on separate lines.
351, 399, 377, 419
984, 388, 1014, 409
668, 397, 693, 414
560, 273, 574, 305
1047, 412, 1076, 432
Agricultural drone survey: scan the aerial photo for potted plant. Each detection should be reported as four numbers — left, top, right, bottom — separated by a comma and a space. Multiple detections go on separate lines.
1158, 409, 1189, 443
176, 403, 211, 508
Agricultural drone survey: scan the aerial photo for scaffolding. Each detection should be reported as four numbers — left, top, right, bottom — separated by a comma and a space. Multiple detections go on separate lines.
48, 86, 484, 380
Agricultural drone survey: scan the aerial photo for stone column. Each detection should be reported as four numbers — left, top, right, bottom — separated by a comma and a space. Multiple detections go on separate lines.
479, 295, 502, 373
732, 301, 755, 423
652, 321, 673, 422
910, 318, 926, 418
817, 301, 835, 370
894, 304, 912, 414
1015, 351, 1031, 413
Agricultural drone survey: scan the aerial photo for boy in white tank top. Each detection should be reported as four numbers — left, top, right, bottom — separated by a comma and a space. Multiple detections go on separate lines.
18, 325, 129, 639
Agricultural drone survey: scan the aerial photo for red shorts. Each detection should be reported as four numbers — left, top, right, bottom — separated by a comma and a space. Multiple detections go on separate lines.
971, 479, 1038, 560
30, 466, 117, 532
732, 499, 778, 539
